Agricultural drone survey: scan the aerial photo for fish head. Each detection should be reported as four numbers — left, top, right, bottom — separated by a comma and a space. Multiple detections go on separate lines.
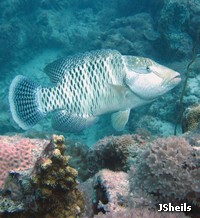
123, 56, 181, 100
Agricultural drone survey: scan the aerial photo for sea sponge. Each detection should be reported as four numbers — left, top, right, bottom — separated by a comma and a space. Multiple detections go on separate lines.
129, 137, 200, 207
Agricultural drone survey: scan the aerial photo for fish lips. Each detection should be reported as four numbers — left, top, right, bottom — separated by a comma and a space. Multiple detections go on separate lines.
167, 73, 181, 86
162, 73, 181, 89
171, 74, 181, 84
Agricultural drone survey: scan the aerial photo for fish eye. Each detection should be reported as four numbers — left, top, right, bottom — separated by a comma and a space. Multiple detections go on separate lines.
146, 66, 151, 71
136, 66, 151, 74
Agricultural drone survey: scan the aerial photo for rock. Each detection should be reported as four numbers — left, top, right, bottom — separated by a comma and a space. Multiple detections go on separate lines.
80, 169, 129, 217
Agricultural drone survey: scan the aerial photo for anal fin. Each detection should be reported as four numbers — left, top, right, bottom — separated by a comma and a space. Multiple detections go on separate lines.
52, 110, 98, 132
111, 109, 130, 131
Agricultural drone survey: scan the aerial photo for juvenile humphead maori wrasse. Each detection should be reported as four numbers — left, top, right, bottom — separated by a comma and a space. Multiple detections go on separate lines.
9, 50, 181, 132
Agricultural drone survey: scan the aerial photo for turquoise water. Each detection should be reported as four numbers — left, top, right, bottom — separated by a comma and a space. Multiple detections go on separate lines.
0, 1, 200, 217
2, 0, 198, 144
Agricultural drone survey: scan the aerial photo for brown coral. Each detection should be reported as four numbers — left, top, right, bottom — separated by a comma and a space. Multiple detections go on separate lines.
31, 135, 84, 218
182, 104, 200, 132
88, 134, 148, 175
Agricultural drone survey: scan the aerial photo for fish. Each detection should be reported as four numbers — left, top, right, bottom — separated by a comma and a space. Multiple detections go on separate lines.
9, 49, 181, 132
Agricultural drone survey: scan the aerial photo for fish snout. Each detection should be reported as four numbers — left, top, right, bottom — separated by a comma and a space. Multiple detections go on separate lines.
170, 71, 181, 83
164, 71, 181, 87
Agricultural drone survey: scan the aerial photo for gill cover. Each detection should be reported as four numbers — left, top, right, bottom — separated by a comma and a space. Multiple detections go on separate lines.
123, 56, 180, 100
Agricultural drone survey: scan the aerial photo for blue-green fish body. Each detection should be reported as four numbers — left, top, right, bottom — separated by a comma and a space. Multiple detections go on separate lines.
9, 50, 181, 132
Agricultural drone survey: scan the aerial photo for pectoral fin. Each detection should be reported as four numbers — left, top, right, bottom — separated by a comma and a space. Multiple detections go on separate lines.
52, 110, 98, 132
109, 84, 129, 98
111, 109, 130, 131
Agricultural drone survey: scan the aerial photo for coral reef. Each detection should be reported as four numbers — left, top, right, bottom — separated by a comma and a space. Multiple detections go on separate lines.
64, 139, 90, 182
129, 137, 200, 208
88, 134, 148, 176
156, 0, 193, 59
132, 115, 176, 136
1, 133, 196, 217
103, 12, 159, 57
0, 135, 84, 218
183, 127, 200, 147
81, 132, 200, 217
80, 169, 129, 218
182, 104, 200, 132
0, 135, 47, 189
92, 170, 129, 214
1, 0, 197, 74
80, 168, 189, 218
93, 207, 188, 218
184, 74, 200, 106
184, 70, 200, 106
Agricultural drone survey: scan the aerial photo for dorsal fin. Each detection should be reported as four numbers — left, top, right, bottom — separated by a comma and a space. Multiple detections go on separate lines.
44, 49, 120, 84
44, 57, 80, 84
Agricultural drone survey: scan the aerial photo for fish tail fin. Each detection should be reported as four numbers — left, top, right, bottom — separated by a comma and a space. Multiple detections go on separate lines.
9, 75, 45, 130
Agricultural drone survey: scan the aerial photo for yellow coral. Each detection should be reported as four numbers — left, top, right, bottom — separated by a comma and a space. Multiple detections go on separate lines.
33, 135, 84, 217
53, 134, 65, 144
53, 148, 61, 157
182, 104, 200, 132
66, 166, 78, 177
41, 187, 52, 197
41, 158, 52, 170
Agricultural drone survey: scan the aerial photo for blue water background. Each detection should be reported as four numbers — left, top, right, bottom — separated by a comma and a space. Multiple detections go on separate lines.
0, 0, 199, 146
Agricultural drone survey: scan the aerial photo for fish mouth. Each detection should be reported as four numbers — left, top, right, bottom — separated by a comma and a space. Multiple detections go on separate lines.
167, 71, 181, 83
170, 74, 181, 84
163, 73, 181, 87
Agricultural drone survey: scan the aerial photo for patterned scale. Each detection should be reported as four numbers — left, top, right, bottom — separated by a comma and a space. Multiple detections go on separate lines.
38, 50, 125, 131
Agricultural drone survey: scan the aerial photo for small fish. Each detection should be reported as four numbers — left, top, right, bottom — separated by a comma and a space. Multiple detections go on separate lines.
9, 49, 181, 132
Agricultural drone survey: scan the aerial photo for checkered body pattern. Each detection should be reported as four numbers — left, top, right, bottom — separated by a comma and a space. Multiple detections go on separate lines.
39, 50, 125, 116
9, 50, 127, 132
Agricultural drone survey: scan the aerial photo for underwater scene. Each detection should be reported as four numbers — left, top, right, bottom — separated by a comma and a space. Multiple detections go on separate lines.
0, 0, 200, 217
